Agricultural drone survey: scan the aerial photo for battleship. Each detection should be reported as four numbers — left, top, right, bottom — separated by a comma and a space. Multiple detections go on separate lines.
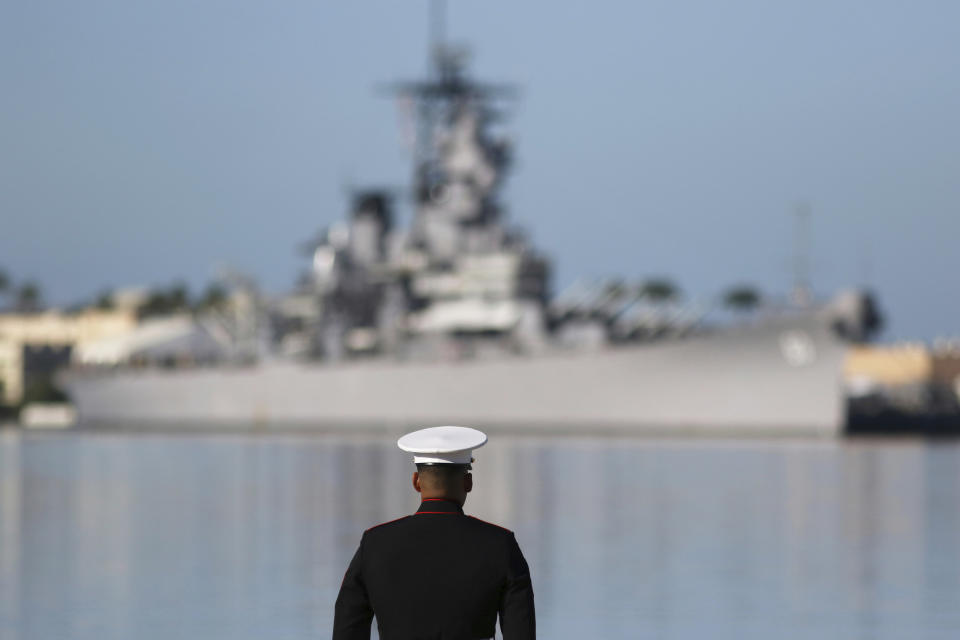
61, 29, 881, 436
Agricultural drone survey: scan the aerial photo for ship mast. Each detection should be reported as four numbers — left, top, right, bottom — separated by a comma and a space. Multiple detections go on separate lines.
429, 0, 446, 78
388, 1, 517, 260
791, 202, 812, 306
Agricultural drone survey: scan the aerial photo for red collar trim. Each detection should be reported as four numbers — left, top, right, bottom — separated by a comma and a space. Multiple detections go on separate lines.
415, 498, 463, 515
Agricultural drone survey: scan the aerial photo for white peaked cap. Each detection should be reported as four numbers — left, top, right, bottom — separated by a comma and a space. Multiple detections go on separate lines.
397, 426, 488, 465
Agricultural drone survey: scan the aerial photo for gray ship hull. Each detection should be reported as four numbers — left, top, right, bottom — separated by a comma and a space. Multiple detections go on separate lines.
62, 315, 849, 436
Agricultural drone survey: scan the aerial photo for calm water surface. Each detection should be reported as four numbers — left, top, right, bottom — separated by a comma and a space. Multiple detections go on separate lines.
0, 430, 958, 639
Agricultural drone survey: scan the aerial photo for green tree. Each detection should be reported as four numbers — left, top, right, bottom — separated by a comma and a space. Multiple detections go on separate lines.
723, 285, 762, 313
0, 269, 9, 311
16, 281, 41, 312
197, 283, 228, 311
137, 282, 192, 319
168, 282, 189, 310
640, 278, 680, 302
95, 290, 115, 310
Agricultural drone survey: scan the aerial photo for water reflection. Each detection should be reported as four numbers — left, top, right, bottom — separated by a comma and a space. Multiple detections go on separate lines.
0, 431, 958, 639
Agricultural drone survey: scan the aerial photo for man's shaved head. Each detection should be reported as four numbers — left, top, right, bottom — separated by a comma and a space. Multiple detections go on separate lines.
416, 464, 468, 490
413, 464, 473, 505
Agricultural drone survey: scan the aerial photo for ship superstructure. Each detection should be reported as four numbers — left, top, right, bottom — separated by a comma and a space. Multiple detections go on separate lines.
290, 43, 550, 364
61, 26, 884, 435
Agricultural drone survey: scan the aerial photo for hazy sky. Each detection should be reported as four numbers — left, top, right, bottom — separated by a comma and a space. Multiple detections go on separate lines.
1, 1, 957, 340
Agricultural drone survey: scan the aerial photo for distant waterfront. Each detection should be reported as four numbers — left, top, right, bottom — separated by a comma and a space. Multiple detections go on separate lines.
1, 430, 958, 639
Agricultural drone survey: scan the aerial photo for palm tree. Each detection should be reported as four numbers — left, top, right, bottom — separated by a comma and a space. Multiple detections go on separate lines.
168, 283, 189, 310
723, 285, 762, 313
95, 290, 115, 310
640, 278, 680, 303
137, 282, 193, 319
0, 269, 9, 310
16, 281, 41, 312
198, 283, 228, 310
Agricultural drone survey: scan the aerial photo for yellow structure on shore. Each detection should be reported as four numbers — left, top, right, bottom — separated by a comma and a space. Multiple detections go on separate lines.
0, 309, 137, 405
845, 342, 960, 393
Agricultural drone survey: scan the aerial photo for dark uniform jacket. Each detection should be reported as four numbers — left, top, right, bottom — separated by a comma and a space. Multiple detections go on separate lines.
333, 498, 535, 639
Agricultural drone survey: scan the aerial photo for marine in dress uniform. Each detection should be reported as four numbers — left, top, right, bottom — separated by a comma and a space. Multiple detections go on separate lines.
333, 426, 536, 640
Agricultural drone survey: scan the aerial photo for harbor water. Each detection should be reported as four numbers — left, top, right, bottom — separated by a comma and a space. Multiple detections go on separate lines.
1, 430, 958, 639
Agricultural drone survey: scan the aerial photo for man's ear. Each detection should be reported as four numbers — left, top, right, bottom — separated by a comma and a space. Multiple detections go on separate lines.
412, 471, 422, 493
464, 472, 473, 494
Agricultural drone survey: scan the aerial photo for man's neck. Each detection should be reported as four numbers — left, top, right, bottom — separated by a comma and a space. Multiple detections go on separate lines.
416, 498, 464, 514
419, 494, 464, 506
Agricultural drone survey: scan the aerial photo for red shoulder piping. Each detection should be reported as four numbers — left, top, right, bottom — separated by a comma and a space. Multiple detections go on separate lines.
467, 515, 513, 533
365, 515, 410, 532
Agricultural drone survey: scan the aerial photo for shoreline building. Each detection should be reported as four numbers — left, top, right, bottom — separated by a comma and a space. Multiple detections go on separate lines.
0, 309, 137, 407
